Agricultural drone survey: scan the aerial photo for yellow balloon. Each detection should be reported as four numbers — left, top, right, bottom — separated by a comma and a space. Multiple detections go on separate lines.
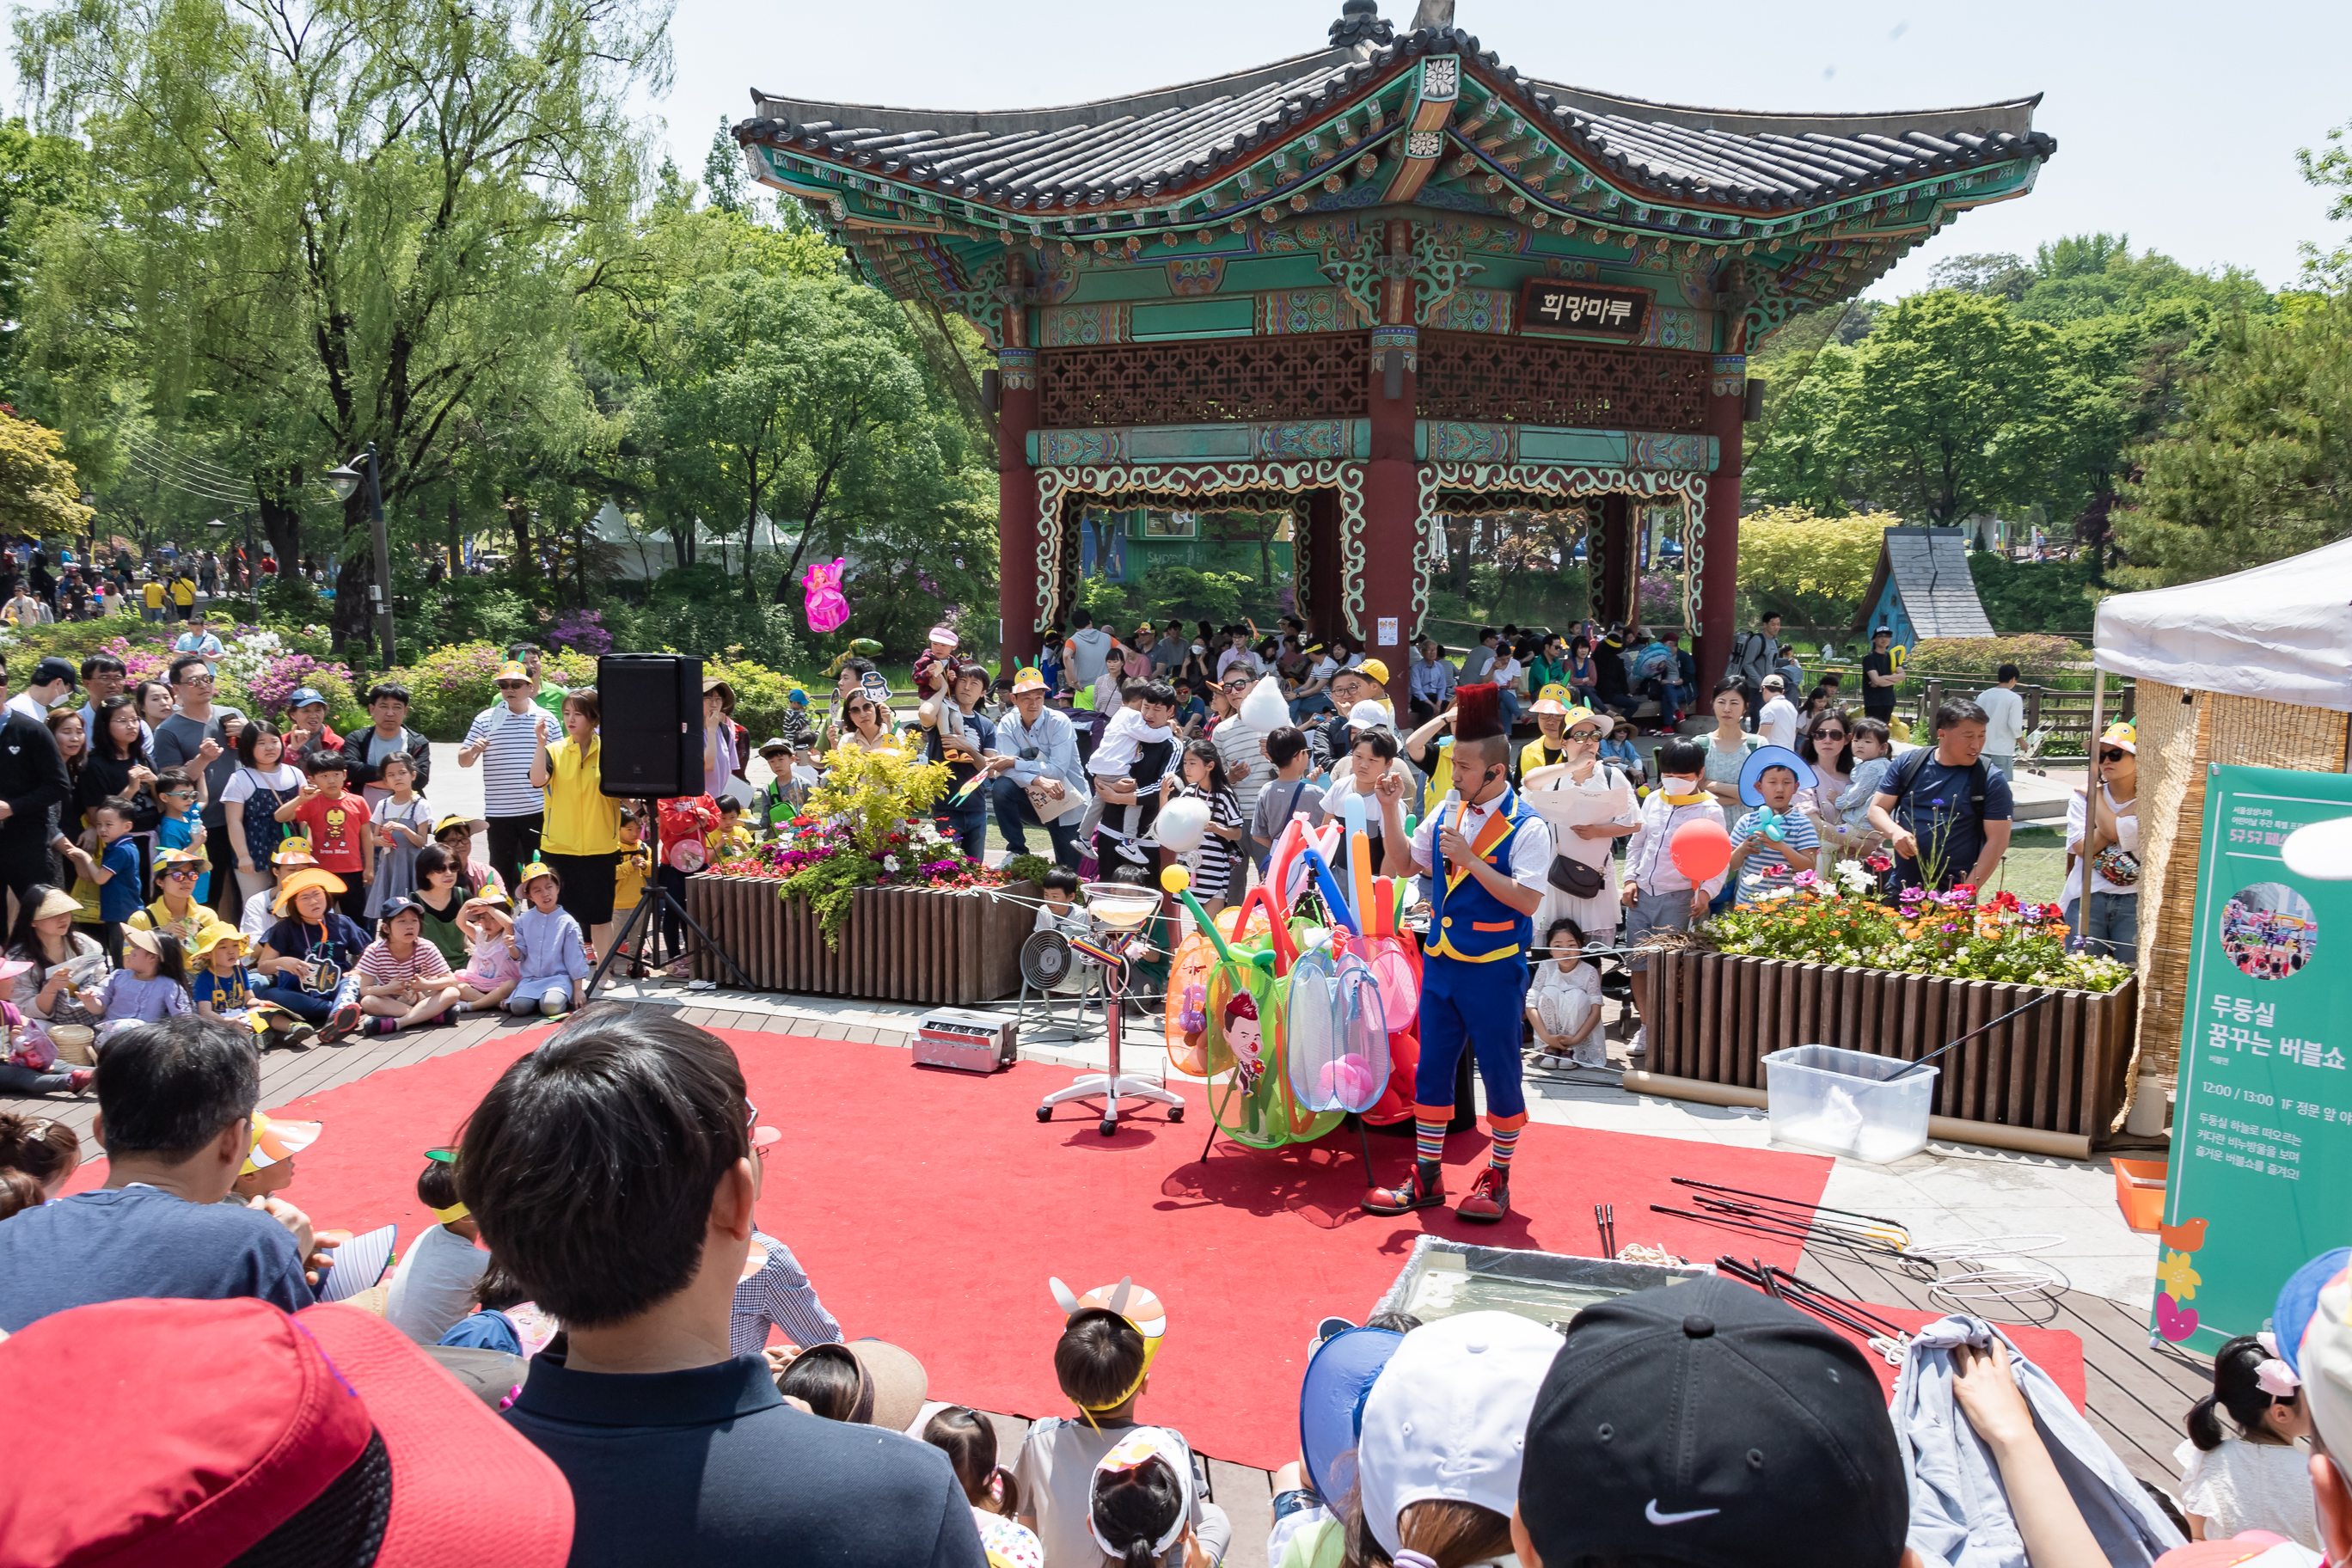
1160, 865, 1191, 894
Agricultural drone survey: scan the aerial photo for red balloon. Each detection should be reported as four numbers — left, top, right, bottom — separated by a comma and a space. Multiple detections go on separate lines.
1669, 818, 1733, 883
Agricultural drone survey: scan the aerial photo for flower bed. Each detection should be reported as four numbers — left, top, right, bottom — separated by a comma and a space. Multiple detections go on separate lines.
688, 744, 1032, 1001
1635, 870, 2139, 1151
1700, 865, 2133, 994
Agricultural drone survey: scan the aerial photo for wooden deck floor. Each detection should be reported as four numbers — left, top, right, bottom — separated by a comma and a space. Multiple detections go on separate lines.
1795, 1236, 2209, 1492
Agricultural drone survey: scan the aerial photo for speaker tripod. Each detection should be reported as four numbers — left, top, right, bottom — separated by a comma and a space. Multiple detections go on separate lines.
586, 802, 754, 997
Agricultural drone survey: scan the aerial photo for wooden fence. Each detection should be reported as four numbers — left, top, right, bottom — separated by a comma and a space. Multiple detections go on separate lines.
1905, 676, 2136, 754
685, 875, 1036, 1005
1642, 949, 2139, 1150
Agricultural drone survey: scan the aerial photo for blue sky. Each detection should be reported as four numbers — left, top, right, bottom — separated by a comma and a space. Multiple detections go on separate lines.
649, 0, 2352, 297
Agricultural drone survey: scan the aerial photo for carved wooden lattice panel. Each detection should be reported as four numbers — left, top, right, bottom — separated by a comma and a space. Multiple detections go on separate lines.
1040, 333, 1371, 426
1416, 331, 1708, 432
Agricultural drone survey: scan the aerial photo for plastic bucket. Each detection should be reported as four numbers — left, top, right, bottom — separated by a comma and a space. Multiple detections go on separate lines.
1762, 1044, 1936, 1163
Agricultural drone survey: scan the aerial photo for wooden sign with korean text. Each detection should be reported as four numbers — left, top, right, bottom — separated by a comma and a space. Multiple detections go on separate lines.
1519, 279, 1651, 340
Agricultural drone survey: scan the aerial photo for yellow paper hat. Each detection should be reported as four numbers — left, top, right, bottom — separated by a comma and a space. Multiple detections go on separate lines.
1530, 683, 1573, 716
2099, 721, 2136, 755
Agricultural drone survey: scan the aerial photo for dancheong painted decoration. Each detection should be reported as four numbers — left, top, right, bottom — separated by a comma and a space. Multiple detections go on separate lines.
732, 0, 2052, 685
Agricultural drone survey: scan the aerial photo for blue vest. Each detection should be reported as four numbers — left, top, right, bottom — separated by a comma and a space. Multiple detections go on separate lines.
1427, 787, 1540, 964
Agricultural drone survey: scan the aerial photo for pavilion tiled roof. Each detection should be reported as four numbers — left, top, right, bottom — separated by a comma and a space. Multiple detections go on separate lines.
737, 20, 2053, 217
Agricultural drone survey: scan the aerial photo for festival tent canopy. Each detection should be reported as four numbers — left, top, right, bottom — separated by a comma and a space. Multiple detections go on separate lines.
2093, 537, 2352, 714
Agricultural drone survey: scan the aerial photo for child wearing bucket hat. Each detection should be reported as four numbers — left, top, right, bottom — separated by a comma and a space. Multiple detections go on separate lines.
1726, 744, 1822, 906
250, 866, 368, 1038
451, 888, 522, 1013
91, 924, 193, 1045
506, 861, 587, 1016
192, 925, 317, 1047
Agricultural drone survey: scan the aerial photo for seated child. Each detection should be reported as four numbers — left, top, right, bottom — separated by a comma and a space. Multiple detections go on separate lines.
93, 926, 193, 1044
0, 957, 92, 1096
192, 927, 315, 1049
506, 862, 587, 1017
1108, 862, 1172, 1014
242, 841, 322, 944
729, 1222, 844, 1357
922, 1406, 1043, 1568
1526, 917, 1604, 1070
1727, 744, 1822, 906
356, 896, 461, 1036
452, 891, 522, 1013
1014, 1302, 1229, 1568
1089, 1429, 1207, 1568
383, 1152, 489, 1346
1034, 867, 1089, 939
709, 801, 756, 864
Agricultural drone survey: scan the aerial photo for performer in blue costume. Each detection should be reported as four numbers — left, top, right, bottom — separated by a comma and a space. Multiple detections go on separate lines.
1364, 683, 1553, 1222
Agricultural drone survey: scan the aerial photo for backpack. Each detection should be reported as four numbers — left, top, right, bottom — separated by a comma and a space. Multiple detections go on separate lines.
1887, 748, 1993, 833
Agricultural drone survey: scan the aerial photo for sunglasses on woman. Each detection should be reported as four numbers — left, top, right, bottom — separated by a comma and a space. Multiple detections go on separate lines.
2099, 749, 2127, 763
1814, 728, 1847, 741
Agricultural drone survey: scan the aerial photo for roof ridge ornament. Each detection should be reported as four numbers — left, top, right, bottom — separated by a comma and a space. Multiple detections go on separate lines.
1329, 1, 1393, 48
1409, 0, 1455, 27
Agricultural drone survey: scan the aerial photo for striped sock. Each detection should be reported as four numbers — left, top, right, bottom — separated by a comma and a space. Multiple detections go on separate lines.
1488, 1126, 1521, 1174
1414, 1118, 1447, 1167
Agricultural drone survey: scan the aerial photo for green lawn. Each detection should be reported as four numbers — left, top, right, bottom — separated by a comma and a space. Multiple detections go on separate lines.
1989, 824, 2067, 905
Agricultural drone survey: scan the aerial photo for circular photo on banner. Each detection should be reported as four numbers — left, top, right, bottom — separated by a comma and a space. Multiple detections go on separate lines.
2220, 882, 2318, 981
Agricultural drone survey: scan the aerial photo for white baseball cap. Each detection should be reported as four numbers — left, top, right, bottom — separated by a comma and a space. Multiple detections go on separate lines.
1346, 699, 1393, 731
1357, 1310, 1564, 1557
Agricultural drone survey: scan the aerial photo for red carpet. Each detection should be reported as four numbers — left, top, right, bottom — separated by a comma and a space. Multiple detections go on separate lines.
85, 1027, 1851, 1467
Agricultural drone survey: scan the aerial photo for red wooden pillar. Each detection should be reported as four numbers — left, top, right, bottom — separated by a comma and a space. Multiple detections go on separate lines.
1695, 354, 1745, 693
1596, 493, 1633, 627
1355, 217, 1421, 710
1304, 491, 1342, 636
995, 344, 1040, 667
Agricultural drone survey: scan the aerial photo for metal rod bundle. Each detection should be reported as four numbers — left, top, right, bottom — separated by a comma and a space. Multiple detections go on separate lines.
1593, 1204, 1617, 1258
1713, 1256, 1908, 1344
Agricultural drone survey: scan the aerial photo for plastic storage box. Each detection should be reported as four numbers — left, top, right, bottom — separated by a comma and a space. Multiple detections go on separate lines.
1763, 1044, 1938, 1163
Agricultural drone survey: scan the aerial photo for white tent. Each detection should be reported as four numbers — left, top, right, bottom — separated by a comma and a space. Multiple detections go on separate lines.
2094, 537, 2352, 714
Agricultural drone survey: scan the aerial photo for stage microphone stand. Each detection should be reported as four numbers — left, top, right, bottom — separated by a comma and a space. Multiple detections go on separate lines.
586, 798, 754, 997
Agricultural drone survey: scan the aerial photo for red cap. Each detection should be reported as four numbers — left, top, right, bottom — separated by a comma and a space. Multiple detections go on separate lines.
0, 1297, 573, 1568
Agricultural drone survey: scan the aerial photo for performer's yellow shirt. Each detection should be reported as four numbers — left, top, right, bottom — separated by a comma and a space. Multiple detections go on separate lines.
172, 579, 196, 606
143, 582, 164, 609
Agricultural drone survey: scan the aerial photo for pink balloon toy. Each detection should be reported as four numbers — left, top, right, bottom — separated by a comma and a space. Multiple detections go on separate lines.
802, 557, 850, 634
1317, 1053, 1380, 1112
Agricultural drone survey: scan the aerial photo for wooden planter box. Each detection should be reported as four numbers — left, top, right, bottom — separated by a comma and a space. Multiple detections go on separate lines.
1641, 949, 2140, 1154
685, 875, 1036, 1006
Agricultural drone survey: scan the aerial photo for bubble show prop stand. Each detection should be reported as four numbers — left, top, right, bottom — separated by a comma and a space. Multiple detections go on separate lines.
2145, 765, 2352, 1352
1033, 880, 1187, 1136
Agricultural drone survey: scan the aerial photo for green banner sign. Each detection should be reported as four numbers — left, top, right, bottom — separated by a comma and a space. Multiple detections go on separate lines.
2154, 764, 2352, 1350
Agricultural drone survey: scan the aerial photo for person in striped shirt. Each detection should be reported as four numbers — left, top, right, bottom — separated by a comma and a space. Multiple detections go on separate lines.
354, 896, 462, 1035
732, 1226, 844, 1358
1726, 744, 1822, 906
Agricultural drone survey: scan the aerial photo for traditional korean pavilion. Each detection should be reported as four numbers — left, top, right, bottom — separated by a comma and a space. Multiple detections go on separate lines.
734, 1, 2053, 689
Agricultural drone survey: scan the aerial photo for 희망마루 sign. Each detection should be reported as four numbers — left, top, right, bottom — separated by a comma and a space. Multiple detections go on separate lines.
1519, 279, 1651, 340
2153, 764, 2352, 1351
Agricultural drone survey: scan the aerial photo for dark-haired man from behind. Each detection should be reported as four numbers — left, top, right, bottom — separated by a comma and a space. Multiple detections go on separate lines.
0, 1015, 317, 1331
466, 1005, 986, 1568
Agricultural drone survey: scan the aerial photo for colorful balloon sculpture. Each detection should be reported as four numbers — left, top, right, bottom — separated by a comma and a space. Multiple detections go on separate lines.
1161, 790, 1425, 1153
801, 557, 850, 634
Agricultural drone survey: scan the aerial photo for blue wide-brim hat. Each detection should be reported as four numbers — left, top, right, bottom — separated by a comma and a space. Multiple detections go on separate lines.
1737, 744, 1818, 808
1300, 1325, 1405, 1504
2275, 1246, 2352, 1375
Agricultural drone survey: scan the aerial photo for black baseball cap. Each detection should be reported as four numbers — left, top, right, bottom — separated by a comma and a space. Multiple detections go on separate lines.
30, 656, 78, 689
1518, 1277, 1908, 1568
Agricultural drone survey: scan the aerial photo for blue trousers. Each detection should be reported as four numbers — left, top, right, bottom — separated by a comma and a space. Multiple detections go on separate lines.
932, 800, 989, 861
251, 972, 359, 1024
1413, 953, 1530, 1128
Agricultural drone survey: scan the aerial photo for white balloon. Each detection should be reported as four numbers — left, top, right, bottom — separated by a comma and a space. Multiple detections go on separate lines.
1156, 794, 1211, 853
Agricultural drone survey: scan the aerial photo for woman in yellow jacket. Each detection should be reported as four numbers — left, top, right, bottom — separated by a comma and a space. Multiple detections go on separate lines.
530, 686, 624, 959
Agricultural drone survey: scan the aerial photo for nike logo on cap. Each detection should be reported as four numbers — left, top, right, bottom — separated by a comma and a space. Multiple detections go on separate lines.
1645, 1500, 1722, 1526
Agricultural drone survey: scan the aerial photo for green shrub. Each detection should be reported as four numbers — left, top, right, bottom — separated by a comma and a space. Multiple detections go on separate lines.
1905, 634, 2081, 685
1139, 565, 1251, 628
1967, 553, 2098, 639
634, 564, 803, 671
1075, 573, 1134, 625
405, 577, 542, 648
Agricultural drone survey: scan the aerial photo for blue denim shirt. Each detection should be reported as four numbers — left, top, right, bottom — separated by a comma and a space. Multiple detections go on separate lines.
993, 703, 1089, 801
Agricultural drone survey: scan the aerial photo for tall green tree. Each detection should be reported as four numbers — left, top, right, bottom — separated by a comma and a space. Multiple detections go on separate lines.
2114, 294, 2352, 585
1749, 291, 2072, 524
14, 0, 670, 646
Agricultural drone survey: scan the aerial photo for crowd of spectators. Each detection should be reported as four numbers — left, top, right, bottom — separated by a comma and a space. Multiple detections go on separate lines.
2, 1005, 2344, 1568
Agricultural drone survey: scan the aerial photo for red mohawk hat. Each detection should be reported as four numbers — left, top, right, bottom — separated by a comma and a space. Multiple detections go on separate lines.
1452, 682, 1508, 744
